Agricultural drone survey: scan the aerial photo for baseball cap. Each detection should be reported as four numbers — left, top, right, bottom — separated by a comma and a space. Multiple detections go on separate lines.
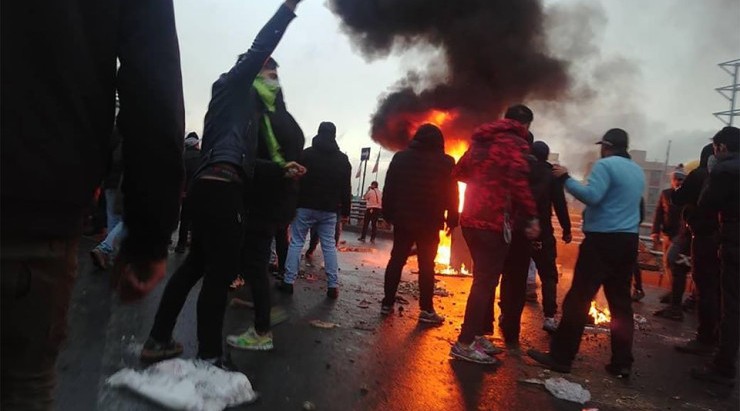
596, 128, 629, 149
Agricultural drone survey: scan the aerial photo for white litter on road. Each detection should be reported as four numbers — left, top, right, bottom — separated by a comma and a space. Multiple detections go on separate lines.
544, 377, 591, 404
106, 358, 257, 411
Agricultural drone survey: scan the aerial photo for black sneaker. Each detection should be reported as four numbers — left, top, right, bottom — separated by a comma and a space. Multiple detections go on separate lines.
605, 363, 631, 379
140, 338, 184, 363
675, 339, 716, 356
682, 296, 697, 313
276, 281, 294, 295
691, 364, 737, 387
327, 287, 339, 299
653, 306, 683, 321
526, 349, 571, 373
358, 237, 366, 242
90, 248, 108, 270
380, 304, 394, 316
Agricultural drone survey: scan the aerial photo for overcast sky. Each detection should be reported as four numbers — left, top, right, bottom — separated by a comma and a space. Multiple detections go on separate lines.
174, 0, 739, 190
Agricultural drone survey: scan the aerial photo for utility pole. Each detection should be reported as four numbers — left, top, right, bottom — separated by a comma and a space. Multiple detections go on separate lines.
663, 140, 672, 178
360, 159, 369, 197
714, 59, 740, 126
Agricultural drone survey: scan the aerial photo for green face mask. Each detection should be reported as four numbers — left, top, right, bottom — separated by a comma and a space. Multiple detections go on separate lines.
254, 76, 280, 112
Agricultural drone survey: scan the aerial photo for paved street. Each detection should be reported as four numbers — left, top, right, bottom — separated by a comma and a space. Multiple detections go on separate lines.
55, 235, 739, 411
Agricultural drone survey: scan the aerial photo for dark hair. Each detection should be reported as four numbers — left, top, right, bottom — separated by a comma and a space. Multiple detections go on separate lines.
699, 143, 714, 168
263, 57, 279, 70
370, 181, 378, 187
504, 104, 534, 125
713, 126, 740, 152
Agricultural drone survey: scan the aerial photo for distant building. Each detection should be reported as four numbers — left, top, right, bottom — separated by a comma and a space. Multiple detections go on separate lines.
629, 150, 677, 224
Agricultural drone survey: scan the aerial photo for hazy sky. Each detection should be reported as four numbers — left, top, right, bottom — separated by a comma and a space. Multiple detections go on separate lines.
174, 0, 739, 189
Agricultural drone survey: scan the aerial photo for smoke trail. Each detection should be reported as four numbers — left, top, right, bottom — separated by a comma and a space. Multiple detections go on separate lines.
328, 0, 571, 150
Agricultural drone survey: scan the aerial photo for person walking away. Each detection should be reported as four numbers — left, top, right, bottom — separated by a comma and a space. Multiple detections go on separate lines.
359, 181, 382, 243
226, 57, 306, 351
528, 141, 572, 332
379, 124, 459, 324
691, 126, 740, 386
175, 132, 202, 253
651, 170, 686, 301
673, 143, 721, 354
1, 0, 184, 408
449, 105, 540, 365
528, 128, 645, 379
141, 0, 305, 366
278, 122, 352, 299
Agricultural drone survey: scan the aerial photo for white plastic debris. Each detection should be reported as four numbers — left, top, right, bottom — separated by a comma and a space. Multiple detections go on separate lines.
106, 358, 257, 411
543, 377, 591, 404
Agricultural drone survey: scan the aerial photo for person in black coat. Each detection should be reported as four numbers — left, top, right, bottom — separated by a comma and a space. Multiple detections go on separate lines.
528, 141, 572, 332
279, 122, 352, 299
143, 0, 305, 364
174, 132, 202, 253
380, 124, 459, 323
692, 126, 740, 386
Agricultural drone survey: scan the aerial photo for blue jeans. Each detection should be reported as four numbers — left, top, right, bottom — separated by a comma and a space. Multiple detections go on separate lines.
284, 208, 339, 288
97, 221, 125, 255
104, 189, 122, 231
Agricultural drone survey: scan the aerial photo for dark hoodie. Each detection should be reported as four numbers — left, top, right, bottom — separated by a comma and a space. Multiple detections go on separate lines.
296, 122, 352, 216
672, 143, 718, 235
527, 141, 571, 239
383, 124, 459, 230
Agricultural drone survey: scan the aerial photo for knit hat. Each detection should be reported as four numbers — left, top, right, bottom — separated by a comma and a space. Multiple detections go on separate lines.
317, 122, 336, 139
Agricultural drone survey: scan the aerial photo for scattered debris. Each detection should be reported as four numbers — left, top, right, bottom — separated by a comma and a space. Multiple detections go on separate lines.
357, 299, 372, 309
309, 320, 340, 329
397, 280, 453, 298
303, 401, 316, 410
633, 314, 647, 324
353, 321, 376, 332
395, 296, 410, 305
521, 377, 591, 404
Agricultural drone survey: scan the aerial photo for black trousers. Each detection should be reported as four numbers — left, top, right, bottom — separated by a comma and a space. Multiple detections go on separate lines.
149, 179, 244, 359
668, 231, 692, 307
715, 242, 739, 377
459, 228, 509, 344
692, 233, 720, 344
175, 197, 191, 248
533, 235, 559, 318
632, 259, 643, 291
497, 232, 533, 344
360, 208, 380, 240
382, 224, 439, 312
550, 232, 638, 368
242, 218, 275, 334
274, 224, 289, 273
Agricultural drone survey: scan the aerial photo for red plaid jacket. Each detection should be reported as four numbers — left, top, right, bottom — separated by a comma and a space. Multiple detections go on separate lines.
453, 119, 536, 231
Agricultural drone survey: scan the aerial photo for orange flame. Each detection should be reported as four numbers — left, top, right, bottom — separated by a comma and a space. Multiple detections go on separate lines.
589, 301, 611, 325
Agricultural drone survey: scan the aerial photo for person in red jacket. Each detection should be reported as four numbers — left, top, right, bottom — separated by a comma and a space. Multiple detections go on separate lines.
449, 105, 540, 364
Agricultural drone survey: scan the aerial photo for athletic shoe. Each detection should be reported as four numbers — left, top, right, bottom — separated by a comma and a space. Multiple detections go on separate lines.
90, 248, 108, 270
327, 287, 339, 299
380, 305, 394, 316
140, 338, 184, 363
276, 281, 294, 295
450, 342, 499, 365
542, 317, 558, 333
473, 336, 503, 355
226, 327, 274, 351
419, 310, 445, 325
526, 349, 571, 373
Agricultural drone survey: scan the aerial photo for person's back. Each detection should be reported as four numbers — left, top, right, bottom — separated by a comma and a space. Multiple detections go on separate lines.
1, 1, 184, 409
576, 155, 644, 234
297, 123, 352, 216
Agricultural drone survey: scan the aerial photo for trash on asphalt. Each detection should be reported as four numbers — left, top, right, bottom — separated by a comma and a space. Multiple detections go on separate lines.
106, 358, 257, 411
397, 280, 453, 298
310, 320, 340, 329
357, 299, 372, 309
520, 377, 591, 404
302, 400, 316, 410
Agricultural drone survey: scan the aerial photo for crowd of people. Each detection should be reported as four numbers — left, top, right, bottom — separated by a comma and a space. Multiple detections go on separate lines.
2, 0, 739, 409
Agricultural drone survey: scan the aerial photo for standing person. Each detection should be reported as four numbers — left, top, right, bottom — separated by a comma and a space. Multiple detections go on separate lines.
358, 181, 382, 243
306, 210, 342, 259
174, 132, 202, 253
449, 105, 540, 365
692, 126, 740, 386
91, 133, 125, 269
142, 0, 305, 365
651, 170, 686, 302
528, 128, 645, 379
278, 122, 352, 299
379, 124, 459, 323
528, 141, 572, 332
1, 0, 184, 408
674, 143, 721, 354
225, 57, 306, 351
631, 198, 647, 301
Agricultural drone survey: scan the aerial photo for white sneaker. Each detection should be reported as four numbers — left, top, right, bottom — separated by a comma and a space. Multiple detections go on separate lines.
543, 317, 558, 333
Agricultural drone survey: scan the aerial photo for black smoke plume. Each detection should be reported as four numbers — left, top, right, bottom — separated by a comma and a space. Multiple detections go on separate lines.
328, 0, 571, 150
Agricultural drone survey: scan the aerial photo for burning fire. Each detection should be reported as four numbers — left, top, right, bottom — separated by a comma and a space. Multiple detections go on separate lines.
589, 301, 611, 325
411, 110, 470, 275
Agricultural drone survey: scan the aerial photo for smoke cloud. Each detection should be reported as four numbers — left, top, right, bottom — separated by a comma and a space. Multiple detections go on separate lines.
328, 0, 571, 150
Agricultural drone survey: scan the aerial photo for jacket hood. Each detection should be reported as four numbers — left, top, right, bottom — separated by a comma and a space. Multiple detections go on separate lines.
471, 118, 528, 144
531, 141, 550, 162
311, 121, 339, 152
409, 124, 444, 153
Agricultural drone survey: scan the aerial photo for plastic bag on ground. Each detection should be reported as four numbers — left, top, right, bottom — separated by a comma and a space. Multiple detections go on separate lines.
543, 377, 591, 404
106, 358, 257, 411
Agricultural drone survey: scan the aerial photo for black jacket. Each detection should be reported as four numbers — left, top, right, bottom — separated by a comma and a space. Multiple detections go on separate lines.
528, 158, 571, 239
1, 0, 184, 262
183, 146, 202, 192
672, 167, 718, 236
652, 188, 682, 237
296, 135, 352, 216
199, 5, 295, 180
246, 91, 305, 225
383, 136, 459, 230
699, 153, 739, 245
